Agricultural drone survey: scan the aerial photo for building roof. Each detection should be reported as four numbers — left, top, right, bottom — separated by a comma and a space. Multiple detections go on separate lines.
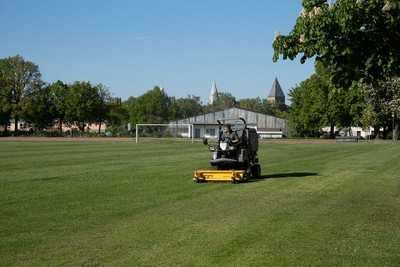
170, 107, 287, 130
268, 77, 285, 99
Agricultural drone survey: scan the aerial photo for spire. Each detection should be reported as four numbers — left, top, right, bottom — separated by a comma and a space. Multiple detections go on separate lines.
268, 77, 285, 104
209, 81, 219, 105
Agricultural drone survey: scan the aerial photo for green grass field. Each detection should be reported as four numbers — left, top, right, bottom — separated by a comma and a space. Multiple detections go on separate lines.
1, 140, 399, 266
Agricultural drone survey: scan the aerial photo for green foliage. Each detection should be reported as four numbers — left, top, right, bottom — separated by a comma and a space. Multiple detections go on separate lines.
94, 84, 112, 133
342, 82, 366, 127
360, 77, 400, 137
48, 80, 69, 131
0, 95, 11, 129
65, 81, 103, 132
21, 85, 56, 130
0, 64, 12, 129
273, 0, 400, 86
289, 80, 325, 137
126, 86, 172, 126
106, 98, 129, 131
360, 104, 377, 131
238, 97, 264, 112
169, 95, 203, 120
362, 77, 400, 117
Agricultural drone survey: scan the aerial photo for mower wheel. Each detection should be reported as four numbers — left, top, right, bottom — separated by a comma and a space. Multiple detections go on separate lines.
252, 164, 261, 178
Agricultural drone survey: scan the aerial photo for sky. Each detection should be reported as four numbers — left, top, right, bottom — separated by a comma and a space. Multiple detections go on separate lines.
0, 0, 315, 103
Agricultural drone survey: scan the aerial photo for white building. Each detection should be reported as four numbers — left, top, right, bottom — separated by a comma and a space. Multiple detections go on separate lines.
321, 126, 375, 139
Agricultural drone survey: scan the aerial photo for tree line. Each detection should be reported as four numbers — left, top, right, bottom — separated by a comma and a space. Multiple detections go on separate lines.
288, 63, 365, 137
0, 55, 124, 135
0, 55, 287, 136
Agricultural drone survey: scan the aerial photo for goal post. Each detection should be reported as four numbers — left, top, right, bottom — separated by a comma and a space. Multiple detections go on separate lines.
135, 123, 194, 144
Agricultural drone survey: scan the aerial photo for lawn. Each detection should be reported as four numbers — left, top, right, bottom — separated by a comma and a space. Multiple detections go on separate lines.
0, 140, 399, 266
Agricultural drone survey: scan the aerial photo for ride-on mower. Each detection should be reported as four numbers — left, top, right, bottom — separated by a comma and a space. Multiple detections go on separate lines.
194, 118, 261, 183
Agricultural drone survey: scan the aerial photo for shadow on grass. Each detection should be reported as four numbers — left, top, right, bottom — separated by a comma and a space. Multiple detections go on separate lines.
248, 172, 318, 183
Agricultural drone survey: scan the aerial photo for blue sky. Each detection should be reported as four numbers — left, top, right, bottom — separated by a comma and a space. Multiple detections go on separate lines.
0, 0, 314, 103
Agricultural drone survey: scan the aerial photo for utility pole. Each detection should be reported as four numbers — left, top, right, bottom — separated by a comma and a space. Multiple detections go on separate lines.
136, 124, 138, 144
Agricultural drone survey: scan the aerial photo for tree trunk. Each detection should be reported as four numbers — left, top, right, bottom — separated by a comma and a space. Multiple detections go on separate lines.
374, 126, 380, 139
330, 123, 335, 139
98, 122, 101, 134
395, 121, 399, 141
59, 120, 63, 134
79, 124, 85, 133
14, 117, 18, 133
383, 126, 389, 139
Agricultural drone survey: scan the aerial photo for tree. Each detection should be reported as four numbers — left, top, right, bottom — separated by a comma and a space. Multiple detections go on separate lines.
48, 81, 69, 133
238, 97, 264, 113
361, 77, 400, 139
0, 63, 12, 133
288, 62, 365, 137
21, 85, 56, 130
360, 104, 378, 140
169, 95, 203, 120
205, 92, 237, 112
289, 63, 332, 137
289, 79, 326, 137
107, 98, 129, 135
340, 82, 365, 131
65, 81, 100, 132
126, 86, 172, 126
94, 84, 111, 134
0, 55, 42, 132
237, 97, 288, 118
273, 0, 400, 86
0, 94, 11, 133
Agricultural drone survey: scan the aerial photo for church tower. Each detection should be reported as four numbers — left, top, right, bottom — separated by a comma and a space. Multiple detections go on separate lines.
208, 81, 219, 105
267, 77, 285, 105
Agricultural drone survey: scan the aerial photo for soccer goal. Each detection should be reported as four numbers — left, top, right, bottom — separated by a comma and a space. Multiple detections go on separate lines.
135, 123, 194, 143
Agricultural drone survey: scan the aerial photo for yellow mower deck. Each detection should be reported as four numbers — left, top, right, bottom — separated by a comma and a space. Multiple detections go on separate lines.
194, 170, 247, 183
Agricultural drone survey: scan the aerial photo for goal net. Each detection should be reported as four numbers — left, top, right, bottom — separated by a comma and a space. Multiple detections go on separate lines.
135, 123, 194, 143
